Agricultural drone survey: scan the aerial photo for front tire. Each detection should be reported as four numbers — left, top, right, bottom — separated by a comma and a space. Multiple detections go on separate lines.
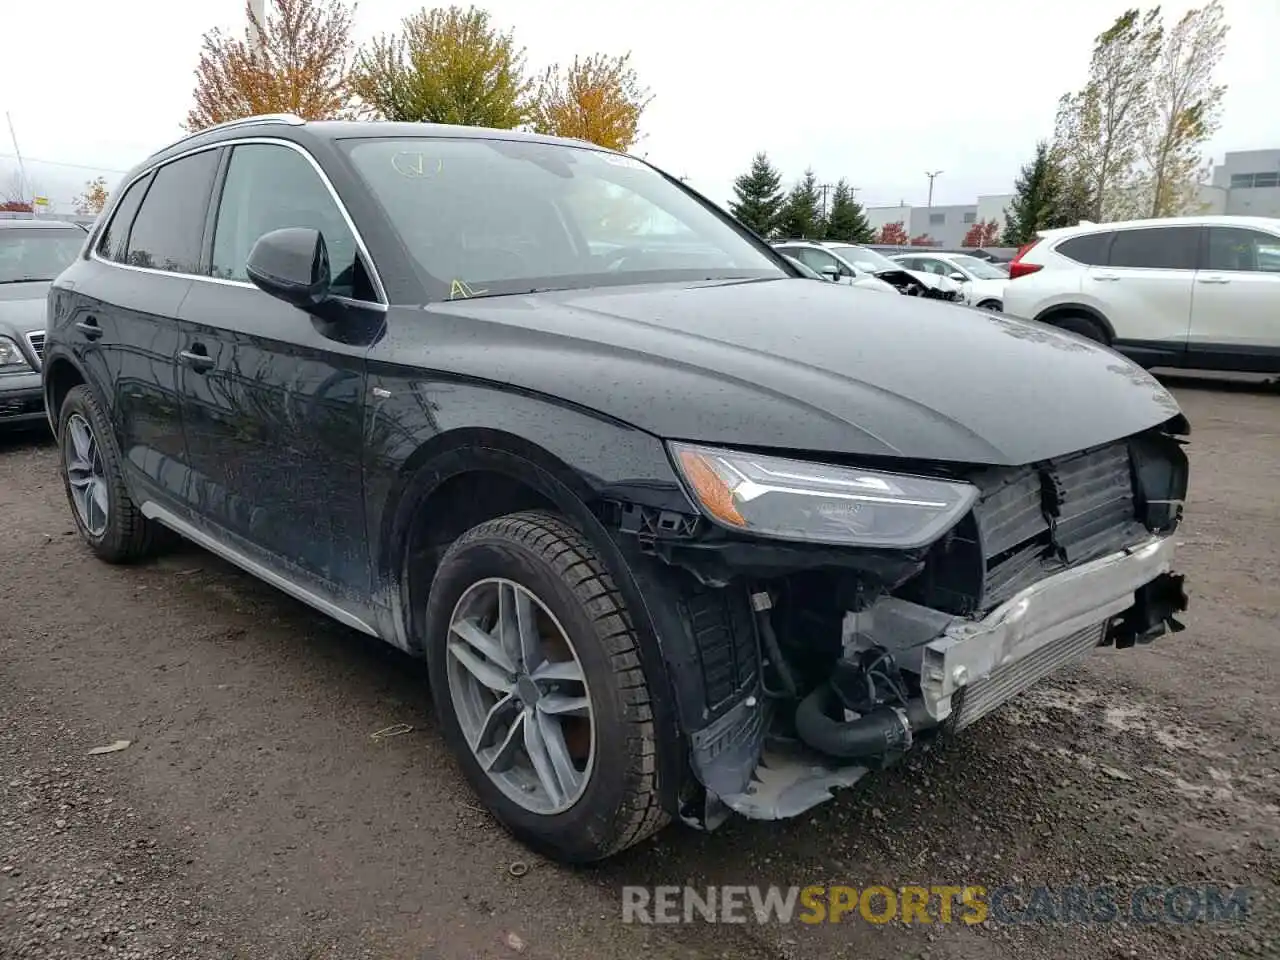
57, 384, 164, 563
425, 510, 668, 862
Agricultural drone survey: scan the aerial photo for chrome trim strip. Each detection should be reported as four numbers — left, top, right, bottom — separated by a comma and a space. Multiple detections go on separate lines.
92, 136, 388, 307
148, 113, 305, 160
140, 500, 379, 637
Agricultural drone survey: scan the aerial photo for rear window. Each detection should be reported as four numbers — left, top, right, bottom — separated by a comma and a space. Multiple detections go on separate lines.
1055, 232, 1112, 266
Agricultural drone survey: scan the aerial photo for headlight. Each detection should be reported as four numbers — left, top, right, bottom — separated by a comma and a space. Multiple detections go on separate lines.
669, 442, 979, 549
0, 336, 33, 372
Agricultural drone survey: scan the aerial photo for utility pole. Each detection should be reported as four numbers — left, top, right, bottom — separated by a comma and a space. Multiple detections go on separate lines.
817, 182, 836, 220
925, 170, 943, 208
5, 112, 28, 212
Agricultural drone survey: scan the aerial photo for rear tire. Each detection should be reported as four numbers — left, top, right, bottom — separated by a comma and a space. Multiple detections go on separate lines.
977, 299, 1002, 312
1052, 314, 1109, 344
425, 510, 668, 862
57, 384, 165, 563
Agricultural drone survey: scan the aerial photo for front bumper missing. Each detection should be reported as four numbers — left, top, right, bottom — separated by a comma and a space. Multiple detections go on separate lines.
919, 534, 1179, 723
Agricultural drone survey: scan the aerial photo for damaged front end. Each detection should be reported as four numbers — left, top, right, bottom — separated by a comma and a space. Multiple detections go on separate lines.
603, 419, 1190, 829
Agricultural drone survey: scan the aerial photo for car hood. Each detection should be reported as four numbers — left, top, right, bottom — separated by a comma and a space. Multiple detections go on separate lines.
406, 278, 1183, 466
0, 281, 49, 334
897, 269, 960, 293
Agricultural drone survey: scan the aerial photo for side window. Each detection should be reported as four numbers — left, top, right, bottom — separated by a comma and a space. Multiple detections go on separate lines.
95, 172, 152, 264
1056, 232, 1112, 266
212, 143, 368, 300
126, 150, 220, 273
1205, 227, 1280, 273
792, 247, 841, 274
917, 259, 949, 276
1109, 227, 1197, 270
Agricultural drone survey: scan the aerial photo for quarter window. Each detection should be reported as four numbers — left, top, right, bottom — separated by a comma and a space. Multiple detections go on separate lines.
1109, 227, 1197, 270
96, 172, 152, 264
1055, 232, 1112, 266
126, 150, 220, 274
211, 143, 370, 300
1205, 227, 1280, 273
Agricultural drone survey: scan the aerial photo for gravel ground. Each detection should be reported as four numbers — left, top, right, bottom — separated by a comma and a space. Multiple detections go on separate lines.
2, 375, 1277, 960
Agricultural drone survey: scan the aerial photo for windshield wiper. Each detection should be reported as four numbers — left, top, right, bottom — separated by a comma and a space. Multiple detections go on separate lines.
0, 277, 54, 284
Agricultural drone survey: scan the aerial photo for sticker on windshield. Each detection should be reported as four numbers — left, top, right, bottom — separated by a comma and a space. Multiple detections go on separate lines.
392, 152, 444, 178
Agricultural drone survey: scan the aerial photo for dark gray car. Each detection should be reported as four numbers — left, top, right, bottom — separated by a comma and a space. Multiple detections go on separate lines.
0, 220, 86, 426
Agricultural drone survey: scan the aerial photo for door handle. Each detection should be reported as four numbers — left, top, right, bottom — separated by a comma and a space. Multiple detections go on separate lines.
1093, 273, 1121, 281
75, 316, 103, 339
178, 348, 215, 372
1196, 275, 1231, 284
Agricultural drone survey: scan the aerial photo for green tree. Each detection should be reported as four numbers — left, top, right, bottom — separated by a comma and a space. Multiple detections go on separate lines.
1001, 141, 1064, 246
823, 179, 874, 243
528, 52, 652, 151
351, 5, 529, 127
1139, 0, 1228, 217
1054, 8, 1163, 221
777, 168, 822, 239
727, 152, 784, 237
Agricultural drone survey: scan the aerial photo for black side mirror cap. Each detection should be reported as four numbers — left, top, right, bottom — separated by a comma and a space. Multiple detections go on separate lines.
246, 227, 332, 310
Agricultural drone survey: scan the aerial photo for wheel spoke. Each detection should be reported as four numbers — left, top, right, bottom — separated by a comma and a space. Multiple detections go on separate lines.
450, 616, 515, 674
69, 417, 92, 463
531, 659, 584, 684
536, 693, 590, 717
472, 693, 517, 753
447, 639, 514, 694
478, 709, 525, 773
513, 587, 542, 672
522, 710, 565, 807
496, 582, 522, 669
90, 480, 109, 519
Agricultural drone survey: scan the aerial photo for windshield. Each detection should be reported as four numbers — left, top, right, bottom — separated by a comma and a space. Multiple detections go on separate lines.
826, 244, 902, 274
341, 138, 786, 299
949, 255, 1008, 280
0, 228, 84, 283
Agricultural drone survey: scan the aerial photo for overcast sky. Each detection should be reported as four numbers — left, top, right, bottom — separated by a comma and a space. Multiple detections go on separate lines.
3, 0, 1277, 212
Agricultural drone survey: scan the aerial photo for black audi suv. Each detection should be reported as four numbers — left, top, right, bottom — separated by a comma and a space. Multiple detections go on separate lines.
43, 115, 1190, 862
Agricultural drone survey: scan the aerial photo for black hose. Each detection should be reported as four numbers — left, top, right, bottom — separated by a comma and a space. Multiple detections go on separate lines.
794, 685, 937, 760
756, 610, 798, 699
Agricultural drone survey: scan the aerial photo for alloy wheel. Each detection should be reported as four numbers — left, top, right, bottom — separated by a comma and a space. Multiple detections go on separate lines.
64, 413, 109, 537
445, 577, 596, 815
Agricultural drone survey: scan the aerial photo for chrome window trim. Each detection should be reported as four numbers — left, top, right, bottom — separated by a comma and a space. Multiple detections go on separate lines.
91, 136, 388, 309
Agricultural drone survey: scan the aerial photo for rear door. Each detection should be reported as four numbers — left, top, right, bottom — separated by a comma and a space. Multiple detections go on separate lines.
1083, 225, 1198, 362
176, 140, 382, 596
1188, 225, 1280, 370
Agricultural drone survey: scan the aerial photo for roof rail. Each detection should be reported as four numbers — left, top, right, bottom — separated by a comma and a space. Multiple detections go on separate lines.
149, 113, 306, 159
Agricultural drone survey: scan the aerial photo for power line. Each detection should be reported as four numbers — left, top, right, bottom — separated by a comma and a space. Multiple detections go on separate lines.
0, 152, 129, 175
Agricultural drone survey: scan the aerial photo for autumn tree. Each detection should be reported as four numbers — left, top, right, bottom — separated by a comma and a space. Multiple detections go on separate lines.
876, 221, 908, 245
528, 52, 651, 151
777, 169, 823, 239
962, 219, 1000, 247
1, 172, 36, 212
1053, 8, 1163, 221
185, 0, 357, 131
824, 179, 874, 243
74, 177, 110, 216
1138, 1, 1228, 217
728, 153, 784, 237
352, 5, 529, 127
909, 233, 936, 247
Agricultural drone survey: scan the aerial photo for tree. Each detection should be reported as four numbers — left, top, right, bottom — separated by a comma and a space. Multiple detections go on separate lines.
74, 177, 110, 216
185, 0, 358, 131
823, 179, 875, 243
528, 52, 651, 151
352, 5, 529, 127
1, 171, 37, 212
776, 169, 822, 239
728, 153, 785, 238
1053, 8, 1163, 221
1000, 141, 1065, 245
876, 221, 908, 245
1138, 1, 1228, 217
909, 233, 936, 247
962, 218, 1001, 247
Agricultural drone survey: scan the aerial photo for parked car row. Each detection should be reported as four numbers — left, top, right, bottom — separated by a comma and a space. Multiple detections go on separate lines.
771, 239, 965, 301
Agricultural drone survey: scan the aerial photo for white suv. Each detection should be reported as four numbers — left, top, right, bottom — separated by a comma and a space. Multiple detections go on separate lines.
1002, 215, 1280, 373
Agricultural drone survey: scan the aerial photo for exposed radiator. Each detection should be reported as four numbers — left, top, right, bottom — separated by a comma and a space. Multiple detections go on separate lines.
950, 620, 1106, 731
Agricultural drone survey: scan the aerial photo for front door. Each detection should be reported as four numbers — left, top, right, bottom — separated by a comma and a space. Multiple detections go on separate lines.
1190, 225, 1280, 370
176, 140, 384, 597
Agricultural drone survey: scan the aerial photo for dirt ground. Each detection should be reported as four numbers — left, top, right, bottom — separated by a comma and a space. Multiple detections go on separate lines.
2, 374, 1277, 960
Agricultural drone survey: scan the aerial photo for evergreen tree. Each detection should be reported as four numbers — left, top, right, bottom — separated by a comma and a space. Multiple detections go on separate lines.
1001, 141, 1065, 246
823, 179, 875, 243
727, 152, 784, 237
777, 168, 823, 239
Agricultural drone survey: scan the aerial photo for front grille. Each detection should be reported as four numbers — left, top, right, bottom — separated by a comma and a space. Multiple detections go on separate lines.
25, 331, 45, 365
951, 620, 1105, 731
973, 442, 1143, 609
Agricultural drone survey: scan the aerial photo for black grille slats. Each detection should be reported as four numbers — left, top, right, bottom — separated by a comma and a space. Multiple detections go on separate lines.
1050, 443, 1136, 561
26, 332, 45, 363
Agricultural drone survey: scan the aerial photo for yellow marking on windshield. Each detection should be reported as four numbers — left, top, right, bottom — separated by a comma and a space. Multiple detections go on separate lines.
449, 279, 488, 299
391, 152, 444, 178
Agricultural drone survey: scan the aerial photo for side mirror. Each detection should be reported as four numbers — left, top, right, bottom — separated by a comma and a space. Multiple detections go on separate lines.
246, 227, 332, 310
819, 265, 841, 281
949, 272, 967, 283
